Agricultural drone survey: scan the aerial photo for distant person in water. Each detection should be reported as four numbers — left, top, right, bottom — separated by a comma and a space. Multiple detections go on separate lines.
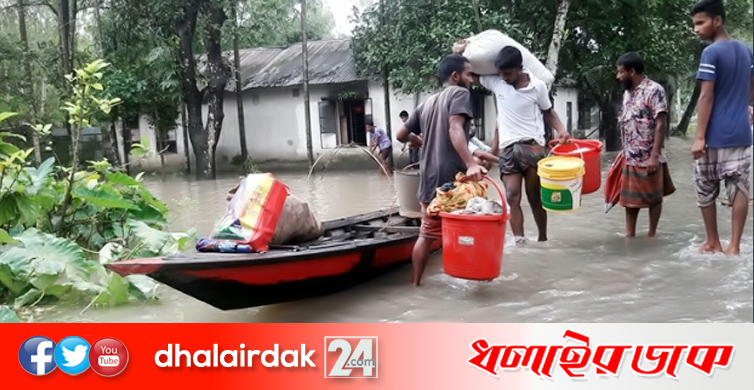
367, 119, 393, 174
399, 110, 421, 166
615, 51, 676, 238
690, 0, 753, 256
468, 122, 499, 170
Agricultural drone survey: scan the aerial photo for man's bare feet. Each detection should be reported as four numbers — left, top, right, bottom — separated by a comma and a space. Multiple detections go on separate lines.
625, 231, 636, 238
514, 236, 527, 246
723, 245, 740, 256
699, 242, 723, 254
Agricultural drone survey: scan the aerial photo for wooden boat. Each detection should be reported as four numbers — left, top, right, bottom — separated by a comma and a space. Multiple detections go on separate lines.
106, 209, 441, 310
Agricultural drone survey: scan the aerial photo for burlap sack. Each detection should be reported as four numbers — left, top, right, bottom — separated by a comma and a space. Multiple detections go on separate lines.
269, 194, 325, 245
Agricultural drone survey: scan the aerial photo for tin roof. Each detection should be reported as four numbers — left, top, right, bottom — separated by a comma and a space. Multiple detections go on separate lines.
210, 39, 363, 91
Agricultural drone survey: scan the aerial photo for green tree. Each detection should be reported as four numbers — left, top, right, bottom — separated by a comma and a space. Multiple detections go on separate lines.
351, 0, 753, 150
559, 0, 752, 147
229, 0, 335, 49
100, 0, 183, 173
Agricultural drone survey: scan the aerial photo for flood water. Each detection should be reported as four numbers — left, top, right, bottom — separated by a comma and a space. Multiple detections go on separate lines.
40, 137, 752, 323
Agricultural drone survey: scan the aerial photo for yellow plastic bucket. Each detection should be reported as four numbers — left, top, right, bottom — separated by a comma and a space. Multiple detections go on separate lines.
537, 156, 586, 212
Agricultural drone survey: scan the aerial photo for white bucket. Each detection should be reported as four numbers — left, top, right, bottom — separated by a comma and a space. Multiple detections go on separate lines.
394, 168, 422, 219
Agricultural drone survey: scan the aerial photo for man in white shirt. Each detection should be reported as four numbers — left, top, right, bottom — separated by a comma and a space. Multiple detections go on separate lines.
454, 43, 570, 243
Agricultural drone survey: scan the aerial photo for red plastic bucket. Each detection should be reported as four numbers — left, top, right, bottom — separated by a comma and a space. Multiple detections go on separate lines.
439, 177, 509, 281
548, 139, 603, 195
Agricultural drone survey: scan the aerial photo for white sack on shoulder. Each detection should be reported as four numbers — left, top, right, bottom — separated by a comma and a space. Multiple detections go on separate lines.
463, 29, 555, 87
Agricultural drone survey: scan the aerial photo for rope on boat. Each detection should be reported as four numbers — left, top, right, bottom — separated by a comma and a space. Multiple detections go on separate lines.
306, 143, 393, 185
306, 144, 417, 233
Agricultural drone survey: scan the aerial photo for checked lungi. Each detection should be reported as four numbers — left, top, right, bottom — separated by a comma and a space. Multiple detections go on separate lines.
620, 163, 676, 208
694, 146, 752, 208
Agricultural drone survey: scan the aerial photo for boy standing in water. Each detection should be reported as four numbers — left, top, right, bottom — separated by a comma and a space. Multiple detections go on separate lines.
690, 0, 753, 255
367, 120, 393, 174
396, 54, 486, 286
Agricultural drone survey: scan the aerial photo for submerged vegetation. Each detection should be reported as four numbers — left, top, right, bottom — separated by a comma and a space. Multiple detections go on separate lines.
0, 60, 196, 323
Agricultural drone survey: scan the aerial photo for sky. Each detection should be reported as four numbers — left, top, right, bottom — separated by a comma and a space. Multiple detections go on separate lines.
325, 0, 373, 36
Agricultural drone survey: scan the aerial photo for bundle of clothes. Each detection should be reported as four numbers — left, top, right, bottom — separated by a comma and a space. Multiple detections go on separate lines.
197, 174, 325, 253
426, 172, 506, 216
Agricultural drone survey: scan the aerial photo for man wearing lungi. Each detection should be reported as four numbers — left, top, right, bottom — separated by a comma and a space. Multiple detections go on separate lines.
690, 0, 753, 255
616, 52, 676, 238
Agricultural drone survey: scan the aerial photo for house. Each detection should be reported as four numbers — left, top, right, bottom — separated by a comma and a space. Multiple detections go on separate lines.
119, 39, 584, 172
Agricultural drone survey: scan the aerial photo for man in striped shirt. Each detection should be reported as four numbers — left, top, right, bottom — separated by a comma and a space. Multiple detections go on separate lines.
690, 0, 754, 256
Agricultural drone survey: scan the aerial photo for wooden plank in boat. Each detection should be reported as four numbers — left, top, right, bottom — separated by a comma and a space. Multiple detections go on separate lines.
352, 224, 420, 234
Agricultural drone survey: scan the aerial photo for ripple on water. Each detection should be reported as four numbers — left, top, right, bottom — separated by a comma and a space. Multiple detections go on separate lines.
33, 139, 754, 323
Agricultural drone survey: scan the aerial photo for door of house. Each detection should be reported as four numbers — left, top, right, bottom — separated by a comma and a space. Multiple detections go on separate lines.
319, 100, 338, 148
343, 98, 370, 146
471, 90, 486, 140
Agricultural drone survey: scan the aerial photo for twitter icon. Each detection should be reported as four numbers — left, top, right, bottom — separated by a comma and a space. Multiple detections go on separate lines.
54, 337, 91, 375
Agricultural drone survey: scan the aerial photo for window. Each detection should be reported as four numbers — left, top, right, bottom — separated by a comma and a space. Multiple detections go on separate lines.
125, 116, 139, 130
157, 129, 178, 154
130, 129, 141, 143
471, 92, 486, 140
319, 100, 338, 149
124, 115, 140, 150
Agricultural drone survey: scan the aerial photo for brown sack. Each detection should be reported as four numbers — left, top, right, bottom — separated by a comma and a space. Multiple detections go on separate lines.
269, 194, 325, 245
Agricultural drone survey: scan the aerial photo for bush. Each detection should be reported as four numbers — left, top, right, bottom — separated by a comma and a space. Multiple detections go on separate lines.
0, 60, 194, 322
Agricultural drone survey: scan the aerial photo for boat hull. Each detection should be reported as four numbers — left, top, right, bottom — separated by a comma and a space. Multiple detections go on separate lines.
106, 209, 440, 310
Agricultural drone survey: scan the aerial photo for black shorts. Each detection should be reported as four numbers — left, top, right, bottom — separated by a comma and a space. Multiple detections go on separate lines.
379, 146, 393, 160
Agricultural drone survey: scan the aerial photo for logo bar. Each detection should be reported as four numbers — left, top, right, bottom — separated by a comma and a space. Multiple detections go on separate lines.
324, 336, 378, 379
19, 336, 128, 377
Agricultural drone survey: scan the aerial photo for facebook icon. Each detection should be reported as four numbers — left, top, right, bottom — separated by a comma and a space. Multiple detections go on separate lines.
19, 336, 57, 375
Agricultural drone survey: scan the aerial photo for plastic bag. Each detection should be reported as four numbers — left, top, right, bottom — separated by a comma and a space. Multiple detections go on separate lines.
208, 173, 289, 252
452, 196, 504, 215
427, 173, 488, 215
463, 29, 555, 87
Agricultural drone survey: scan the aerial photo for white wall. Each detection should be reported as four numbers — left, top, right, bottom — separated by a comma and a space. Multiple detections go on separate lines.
115, 114, 188, 171
124, 82, 580, 170
551, 86, 580, 134
367, 82, 498, 151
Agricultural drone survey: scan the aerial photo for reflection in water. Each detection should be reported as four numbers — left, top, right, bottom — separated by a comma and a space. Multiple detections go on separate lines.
40, 138, 752, 323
